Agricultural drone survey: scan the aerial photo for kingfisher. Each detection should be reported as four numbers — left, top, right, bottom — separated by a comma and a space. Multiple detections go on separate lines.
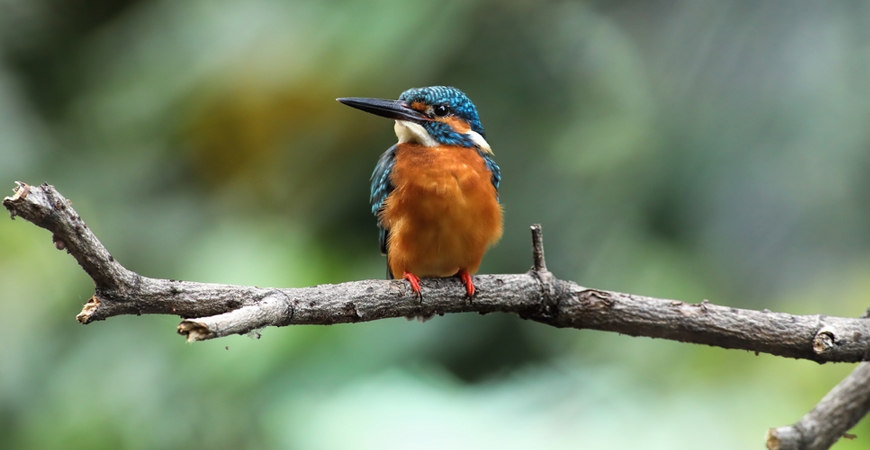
338, 86, 503, 297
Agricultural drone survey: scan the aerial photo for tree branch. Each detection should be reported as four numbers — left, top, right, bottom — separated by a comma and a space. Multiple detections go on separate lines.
7, 181, 870, 450
767, 362, 870, 450
4, 182, 870, 362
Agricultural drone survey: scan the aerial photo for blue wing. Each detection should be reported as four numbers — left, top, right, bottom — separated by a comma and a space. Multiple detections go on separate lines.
477, 149, 501, 198
370, 145, 397, 276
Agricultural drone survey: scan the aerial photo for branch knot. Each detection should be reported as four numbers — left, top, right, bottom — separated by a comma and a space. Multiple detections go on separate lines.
813, 327, 837, 355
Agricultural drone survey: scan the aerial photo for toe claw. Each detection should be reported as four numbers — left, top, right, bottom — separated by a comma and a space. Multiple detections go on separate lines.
459, 269, 475, 297
402, 271, 422, 298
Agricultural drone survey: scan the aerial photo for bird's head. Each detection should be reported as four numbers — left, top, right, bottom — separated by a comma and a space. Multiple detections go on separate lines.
338, 86, 491, 153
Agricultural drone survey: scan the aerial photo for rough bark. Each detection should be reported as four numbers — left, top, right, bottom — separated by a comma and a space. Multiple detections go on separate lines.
6, 181, 870, 449
767, 362, 870, 450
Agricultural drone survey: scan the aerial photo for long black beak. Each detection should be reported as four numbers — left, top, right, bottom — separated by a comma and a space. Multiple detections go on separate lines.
337, 97, 430, 123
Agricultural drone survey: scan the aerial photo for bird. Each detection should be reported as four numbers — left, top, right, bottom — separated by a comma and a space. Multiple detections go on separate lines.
337, 86, 502, 297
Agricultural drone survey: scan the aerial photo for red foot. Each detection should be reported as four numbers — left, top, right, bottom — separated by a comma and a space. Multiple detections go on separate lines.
402, 271, 422, 295
459, 269, 475, 297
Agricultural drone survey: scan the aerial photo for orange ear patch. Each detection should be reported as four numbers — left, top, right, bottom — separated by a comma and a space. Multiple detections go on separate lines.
437, 116, 471, 134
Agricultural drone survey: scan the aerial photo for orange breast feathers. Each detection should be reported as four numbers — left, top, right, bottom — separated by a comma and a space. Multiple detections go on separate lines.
381, 143, 503, 279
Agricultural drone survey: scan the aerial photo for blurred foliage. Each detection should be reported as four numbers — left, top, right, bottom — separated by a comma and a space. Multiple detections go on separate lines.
2, 0, 870, 448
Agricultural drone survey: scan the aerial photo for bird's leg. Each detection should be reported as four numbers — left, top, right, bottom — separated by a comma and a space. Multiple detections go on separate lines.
458, 269, 475, 297
402, 271, 422, 299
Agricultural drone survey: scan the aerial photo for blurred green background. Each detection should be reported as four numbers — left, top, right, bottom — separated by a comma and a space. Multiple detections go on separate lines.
2, 0, 870, 448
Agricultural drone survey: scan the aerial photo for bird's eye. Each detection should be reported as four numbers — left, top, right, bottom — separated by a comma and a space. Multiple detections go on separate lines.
433, 105, 449, 116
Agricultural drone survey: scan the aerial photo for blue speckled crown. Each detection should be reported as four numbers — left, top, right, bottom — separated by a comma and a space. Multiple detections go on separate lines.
399, 86, 486, 138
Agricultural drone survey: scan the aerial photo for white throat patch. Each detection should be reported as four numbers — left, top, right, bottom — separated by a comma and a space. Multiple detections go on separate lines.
394, 121, 438, 147
393, 120, 493, 154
